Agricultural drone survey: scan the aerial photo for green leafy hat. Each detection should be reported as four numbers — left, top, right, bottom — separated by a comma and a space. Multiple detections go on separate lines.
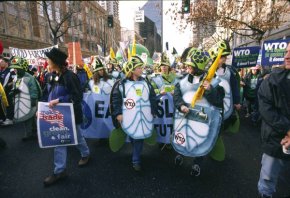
208, 39, 231, 59
109, 57, 119, 65
123, 56, 144, 77
9, 56, 29, 71
183, 48, 211, 71
92, 57, 104, 72
159, 52, 171, 67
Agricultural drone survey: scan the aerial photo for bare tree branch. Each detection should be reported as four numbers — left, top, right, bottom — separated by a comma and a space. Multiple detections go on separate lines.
166, 0, 290, 45
39, 0, 82, 44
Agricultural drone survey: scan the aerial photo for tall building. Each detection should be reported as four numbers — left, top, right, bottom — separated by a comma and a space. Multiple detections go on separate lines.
134, 0, 162, 55
97, 0, 119, 18
0, 1, 121, 58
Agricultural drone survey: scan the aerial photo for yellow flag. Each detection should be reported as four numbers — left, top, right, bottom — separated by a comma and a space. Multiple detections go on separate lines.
110, 47, 116, 59
190, 48, 224, 108
0, 83, 8, 107
131, 34, 136, 56
128, 47, 131, 60
83, 63, 93, 79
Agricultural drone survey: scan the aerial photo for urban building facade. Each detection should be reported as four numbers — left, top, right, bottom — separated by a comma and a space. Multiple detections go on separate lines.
134, 0, 162, 56
0, 1, 121, 58
97, 0, 119, 18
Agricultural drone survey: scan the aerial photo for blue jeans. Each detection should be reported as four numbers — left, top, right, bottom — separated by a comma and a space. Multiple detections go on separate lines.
54, 125, 90, 174
129, 137, 144, 165
258, 153, 290, 196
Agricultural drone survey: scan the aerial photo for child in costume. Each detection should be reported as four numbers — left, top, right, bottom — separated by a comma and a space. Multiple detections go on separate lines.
111, 56, 157, 171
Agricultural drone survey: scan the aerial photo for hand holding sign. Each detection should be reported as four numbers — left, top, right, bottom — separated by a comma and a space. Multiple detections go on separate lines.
49, 98, 59, 108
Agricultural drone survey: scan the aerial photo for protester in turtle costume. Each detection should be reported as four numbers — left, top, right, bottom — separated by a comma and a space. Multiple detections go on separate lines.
173, 47, 225, 176
110, 56, 157, 172
208, 39, 241, 132
89, 56, 115, 95
9, 57, 41, 141
151, 52, 179, 95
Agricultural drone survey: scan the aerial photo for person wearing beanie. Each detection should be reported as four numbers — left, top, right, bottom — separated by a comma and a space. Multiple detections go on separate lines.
43, 47, 90, 187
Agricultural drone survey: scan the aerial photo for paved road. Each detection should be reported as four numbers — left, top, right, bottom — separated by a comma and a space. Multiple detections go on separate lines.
0, 113, 289, 198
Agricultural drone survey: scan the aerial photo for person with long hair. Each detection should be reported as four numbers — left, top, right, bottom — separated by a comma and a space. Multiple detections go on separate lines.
88, 57, 114, 95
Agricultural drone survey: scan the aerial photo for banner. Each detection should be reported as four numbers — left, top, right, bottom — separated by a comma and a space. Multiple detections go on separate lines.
154, 93, 174, 144
9, 45, 58, 66
37, 102, 78, 148
232, 46, 260, 68
80, 93, 114, 138
261, 38, 290, 66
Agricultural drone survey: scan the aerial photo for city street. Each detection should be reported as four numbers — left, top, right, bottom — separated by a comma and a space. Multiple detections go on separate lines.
0, 112, 289, 198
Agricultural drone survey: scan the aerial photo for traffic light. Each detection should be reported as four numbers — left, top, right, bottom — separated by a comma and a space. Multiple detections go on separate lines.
107, 15, 113, 28
182, 0, 190, 14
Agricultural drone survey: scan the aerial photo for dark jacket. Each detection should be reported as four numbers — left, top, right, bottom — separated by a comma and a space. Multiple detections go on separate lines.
258, 68, 290, 160
174, 74, 225, 112
76, 68, 89, 92
0, 67, 16, 93
48, 69, 83, 124
111, 76, 157, 128
226, 65, 241, 105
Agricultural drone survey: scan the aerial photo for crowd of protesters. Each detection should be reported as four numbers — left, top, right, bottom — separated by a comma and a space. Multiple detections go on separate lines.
0, 41, 289, 198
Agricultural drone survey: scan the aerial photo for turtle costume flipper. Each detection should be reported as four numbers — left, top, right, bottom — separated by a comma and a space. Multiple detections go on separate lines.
209, 136, 225, 161
109, 128, 126, 152
224, 110, 240, 134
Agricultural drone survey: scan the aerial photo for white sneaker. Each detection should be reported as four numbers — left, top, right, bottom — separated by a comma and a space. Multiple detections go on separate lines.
1, 119, 13, 126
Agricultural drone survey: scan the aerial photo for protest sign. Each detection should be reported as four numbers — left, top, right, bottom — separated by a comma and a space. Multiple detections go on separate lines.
232, 46, 260, 68
37, 102, 78, 148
